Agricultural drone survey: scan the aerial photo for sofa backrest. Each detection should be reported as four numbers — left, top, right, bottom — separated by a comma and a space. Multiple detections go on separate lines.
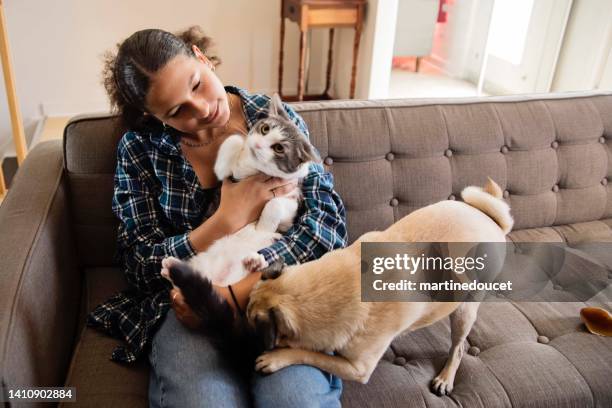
64, 92, 612, 267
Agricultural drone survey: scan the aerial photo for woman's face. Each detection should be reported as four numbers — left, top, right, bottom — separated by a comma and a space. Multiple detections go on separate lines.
145, 47, 229, 136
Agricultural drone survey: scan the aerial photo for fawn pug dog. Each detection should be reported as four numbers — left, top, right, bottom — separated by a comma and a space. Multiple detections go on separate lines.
247, 178, 513, 395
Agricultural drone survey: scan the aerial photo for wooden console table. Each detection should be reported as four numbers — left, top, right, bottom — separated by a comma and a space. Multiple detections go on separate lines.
279, 0, 366, 101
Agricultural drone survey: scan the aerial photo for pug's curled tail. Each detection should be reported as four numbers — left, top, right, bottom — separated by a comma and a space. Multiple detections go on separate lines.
461, 177, 514, 234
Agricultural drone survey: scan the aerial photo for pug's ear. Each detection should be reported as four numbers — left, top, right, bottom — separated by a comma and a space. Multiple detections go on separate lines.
269, 93, 291, 121
261, 259, 286, 280
255, 309, 277, 351
271, 304, 299, 339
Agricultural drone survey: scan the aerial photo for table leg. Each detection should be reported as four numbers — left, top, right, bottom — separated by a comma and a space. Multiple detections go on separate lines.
278, 1, 285, 97
350, 7, 364, 99
298, 28, 307, 101
324, 28, 334, 97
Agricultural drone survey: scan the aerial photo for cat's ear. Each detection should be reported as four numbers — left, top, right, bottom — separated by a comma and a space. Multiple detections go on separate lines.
270, 93, 291, 121
298, 139, 321, 164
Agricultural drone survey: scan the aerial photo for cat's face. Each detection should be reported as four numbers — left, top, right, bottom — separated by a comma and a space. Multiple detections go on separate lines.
247, 94, 319, 178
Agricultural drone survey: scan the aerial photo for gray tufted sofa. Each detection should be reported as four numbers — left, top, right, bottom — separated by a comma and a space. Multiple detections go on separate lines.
1, 91, 611, 407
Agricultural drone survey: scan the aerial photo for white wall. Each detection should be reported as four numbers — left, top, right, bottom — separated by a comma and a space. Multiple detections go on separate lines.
0, 0, 329, 158
332, 0, 397, 100
393, 0, 438, 57
600, 46, 612, 90
417, 0, 612, 94
428, 0, 492, 81
552, 0, 612, 91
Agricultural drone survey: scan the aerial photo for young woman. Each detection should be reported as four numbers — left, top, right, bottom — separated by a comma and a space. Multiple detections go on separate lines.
87, 27, 348, 407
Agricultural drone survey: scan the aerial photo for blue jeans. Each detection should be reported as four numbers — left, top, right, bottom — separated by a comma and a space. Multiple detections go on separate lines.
148, 311, 342, 407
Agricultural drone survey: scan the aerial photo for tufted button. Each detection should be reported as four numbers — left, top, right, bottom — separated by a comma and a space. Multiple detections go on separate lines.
323, 157, 334, 166
390, 198, 399, 207
448, 194, 456, 200
552, 184, 559, 193
500, 145, 509, 154
551, 141, 559, 149
537, 335, 550, 344
503, 190, 510, 199
600, 136, 606, 144
553, 284, 563, 291
444, 149, 453, 158
393, 356, 406, 366
602, 178, 608, 186
467, 346, 480, 356
386, 152, 395, 161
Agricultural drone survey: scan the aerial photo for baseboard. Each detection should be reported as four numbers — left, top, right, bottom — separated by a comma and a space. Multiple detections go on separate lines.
426, 54, 454, 77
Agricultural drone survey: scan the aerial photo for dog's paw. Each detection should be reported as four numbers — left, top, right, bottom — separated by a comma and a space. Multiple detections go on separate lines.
430, 374, 454, 396
255, 350, 294, 374
243, 253, 268, 273
160, 256, 182, 283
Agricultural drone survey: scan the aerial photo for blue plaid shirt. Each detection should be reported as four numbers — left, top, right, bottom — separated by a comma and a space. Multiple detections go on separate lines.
87, 86, 347, 363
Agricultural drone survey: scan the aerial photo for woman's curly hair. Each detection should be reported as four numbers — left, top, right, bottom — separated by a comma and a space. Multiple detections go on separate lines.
102, 26, 221, 132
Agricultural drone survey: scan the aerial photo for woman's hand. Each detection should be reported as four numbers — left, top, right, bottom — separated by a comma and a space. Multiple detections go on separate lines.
169, 282, 250, 328
215, 174, 297, 232
170, 288, 202, 329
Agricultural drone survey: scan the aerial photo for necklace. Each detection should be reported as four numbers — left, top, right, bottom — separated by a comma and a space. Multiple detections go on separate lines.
180, 93, 247, 148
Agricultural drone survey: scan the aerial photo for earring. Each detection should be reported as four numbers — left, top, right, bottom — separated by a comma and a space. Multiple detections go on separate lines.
162, 122, 168, 129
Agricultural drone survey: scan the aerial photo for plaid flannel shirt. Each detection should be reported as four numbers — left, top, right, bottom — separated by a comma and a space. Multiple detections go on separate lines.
87, 86, 348, 363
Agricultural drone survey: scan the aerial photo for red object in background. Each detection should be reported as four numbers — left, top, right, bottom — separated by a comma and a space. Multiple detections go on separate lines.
438, 0, 447, 23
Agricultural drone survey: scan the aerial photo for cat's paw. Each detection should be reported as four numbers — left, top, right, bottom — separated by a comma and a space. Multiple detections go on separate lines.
160, 256, 182, 283
242, 253, 268, 273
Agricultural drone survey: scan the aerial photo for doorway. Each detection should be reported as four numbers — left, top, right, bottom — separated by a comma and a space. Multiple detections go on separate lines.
383, 0, 573, 99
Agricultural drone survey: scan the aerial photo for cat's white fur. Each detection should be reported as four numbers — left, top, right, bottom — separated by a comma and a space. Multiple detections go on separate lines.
164, 127, 310, 287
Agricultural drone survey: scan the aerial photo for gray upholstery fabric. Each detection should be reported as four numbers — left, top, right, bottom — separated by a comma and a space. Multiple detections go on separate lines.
0, 141, 81, 399
63, 94, 612, 267
3, 92, 611, 407
60, 268, 148, 408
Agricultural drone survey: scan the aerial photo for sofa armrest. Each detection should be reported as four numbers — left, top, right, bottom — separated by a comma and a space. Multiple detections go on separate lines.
0, 141, 81, 394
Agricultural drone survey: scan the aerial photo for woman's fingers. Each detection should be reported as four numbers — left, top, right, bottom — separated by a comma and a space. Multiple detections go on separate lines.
271, 181, 298, 198
170, 288, 188, 313
170, 288, 201, 327
224, 173, 297, 202
267, 177, 298, 198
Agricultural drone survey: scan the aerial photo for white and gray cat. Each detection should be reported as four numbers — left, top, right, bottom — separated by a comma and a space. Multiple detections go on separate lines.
161, 93, 319, 287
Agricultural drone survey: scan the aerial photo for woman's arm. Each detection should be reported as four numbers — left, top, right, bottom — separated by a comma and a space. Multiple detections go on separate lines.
257, 163, 348, 265
188, 174, 297, 252
113, 133, 197, 294
114, 133, 296, 296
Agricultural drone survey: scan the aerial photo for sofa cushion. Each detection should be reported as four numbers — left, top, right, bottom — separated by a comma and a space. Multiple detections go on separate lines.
69, 220, 612, 407
61, 267, 149, 408
343, 301, 612, 407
